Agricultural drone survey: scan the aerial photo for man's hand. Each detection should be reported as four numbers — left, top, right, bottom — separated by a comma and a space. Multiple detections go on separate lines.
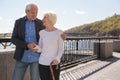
27, 42, 36, 51
61, 33, 66, 40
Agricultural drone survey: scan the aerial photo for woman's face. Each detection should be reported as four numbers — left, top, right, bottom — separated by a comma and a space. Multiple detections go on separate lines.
42, 15, 51, 27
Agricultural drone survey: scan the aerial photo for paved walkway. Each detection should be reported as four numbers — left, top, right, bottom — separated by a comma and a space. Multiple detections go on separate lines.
60, 52, 120, 80
84, 52, 120, 80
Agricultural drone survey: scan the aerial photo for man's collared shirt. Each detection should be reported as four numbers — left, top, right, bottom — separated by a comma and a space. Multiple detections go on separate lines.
22, 20, 40, 63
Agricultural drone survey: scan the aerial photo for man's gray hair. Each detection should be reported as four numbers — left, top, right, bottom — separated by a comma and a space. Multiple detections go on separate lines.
25, 3, 38, 11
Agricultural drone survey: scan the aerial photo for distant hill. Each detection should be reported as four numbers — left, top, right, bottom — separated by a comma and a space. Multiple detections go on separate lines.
65, 14, 120, 36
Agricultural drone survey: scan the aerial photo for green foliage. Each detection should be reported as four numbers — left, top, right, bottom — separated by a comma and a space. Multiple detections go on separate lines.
65, 14, 120, 36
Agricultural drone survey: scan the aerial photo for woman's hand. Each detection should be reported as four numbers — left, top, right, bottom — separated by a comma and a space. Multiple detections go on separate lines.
32, 47, 38, 52
27, 43, 41, 53
51, 59, 59, 65
32, 45, 42, 53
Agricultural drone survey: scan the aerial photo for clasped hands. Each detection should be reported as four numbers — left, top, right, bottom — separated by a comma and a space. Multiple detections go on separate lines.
27, 42, 41, 52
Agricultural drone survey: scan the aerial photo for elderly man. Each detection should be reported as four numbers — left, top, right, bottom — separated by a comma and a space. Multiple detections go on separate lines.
11, 3, 45, 80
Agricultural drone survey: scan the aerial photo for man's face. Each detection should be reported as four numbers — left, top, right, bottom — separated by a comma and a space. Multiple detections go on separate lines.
26, 7, 38, 21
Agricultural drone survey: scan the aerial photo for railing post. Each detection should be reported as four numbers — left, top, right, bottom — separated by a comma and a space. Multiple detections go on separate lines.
4, 43, 7, 49
76, 40, 78, 50
98, 39, 101, 58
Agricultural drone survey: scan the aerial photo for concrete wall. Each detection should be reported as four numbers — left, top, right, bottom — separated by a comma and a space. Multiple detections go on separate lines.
0, 50, 30, 80
94, 41, 113, 59
113, 40, 120, 52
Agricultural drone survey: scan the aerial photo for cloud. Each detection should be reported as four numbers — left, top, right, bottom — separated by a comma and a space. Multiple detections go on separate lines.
0, 16, 3, 21
75, 10, 86, 15
61, 10, 67, 15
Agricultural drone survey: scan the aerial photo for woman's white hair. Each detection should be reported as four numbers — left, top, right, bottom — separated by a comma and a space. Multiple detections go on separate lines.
44, 11, 57, 25
25, 3, 38, 11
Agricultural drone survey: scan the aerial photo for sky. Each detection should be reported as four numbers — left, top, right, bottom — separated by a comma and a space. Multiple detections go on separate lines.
0, 0, 120, 33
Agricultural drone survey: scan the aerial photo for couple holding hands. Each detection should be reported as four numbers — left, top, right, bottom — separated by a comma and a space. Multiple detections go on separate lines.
12, 3, 65, 80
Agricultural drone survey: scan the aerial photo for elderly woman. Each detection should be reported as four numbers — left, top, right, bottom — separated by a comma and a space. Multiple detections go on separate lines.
38, 11, 64, 80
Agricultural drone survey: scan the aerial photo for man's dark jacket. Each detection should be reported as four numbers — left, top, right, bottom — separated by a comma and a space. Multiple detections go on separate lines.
11, 16, 45, 61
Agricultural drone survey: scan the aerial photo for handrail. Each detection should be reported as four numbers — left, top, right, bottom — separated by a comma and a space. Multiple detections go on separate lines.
0, 36, 119, 42
0, 38, 11, 42
0, 36, 119, 49
66, 36, 119, 40
0, 38, 11, 49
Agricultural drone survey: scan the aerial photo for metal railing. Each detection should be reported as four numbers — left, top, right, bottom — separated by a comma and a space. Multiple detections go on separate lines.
61, 36, 119, 70
0, 36, 119, 70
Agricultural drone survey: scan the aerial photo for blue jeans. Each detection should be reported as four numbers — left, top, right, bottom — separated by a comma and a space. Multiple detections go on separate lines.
12, 61, 40, 80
